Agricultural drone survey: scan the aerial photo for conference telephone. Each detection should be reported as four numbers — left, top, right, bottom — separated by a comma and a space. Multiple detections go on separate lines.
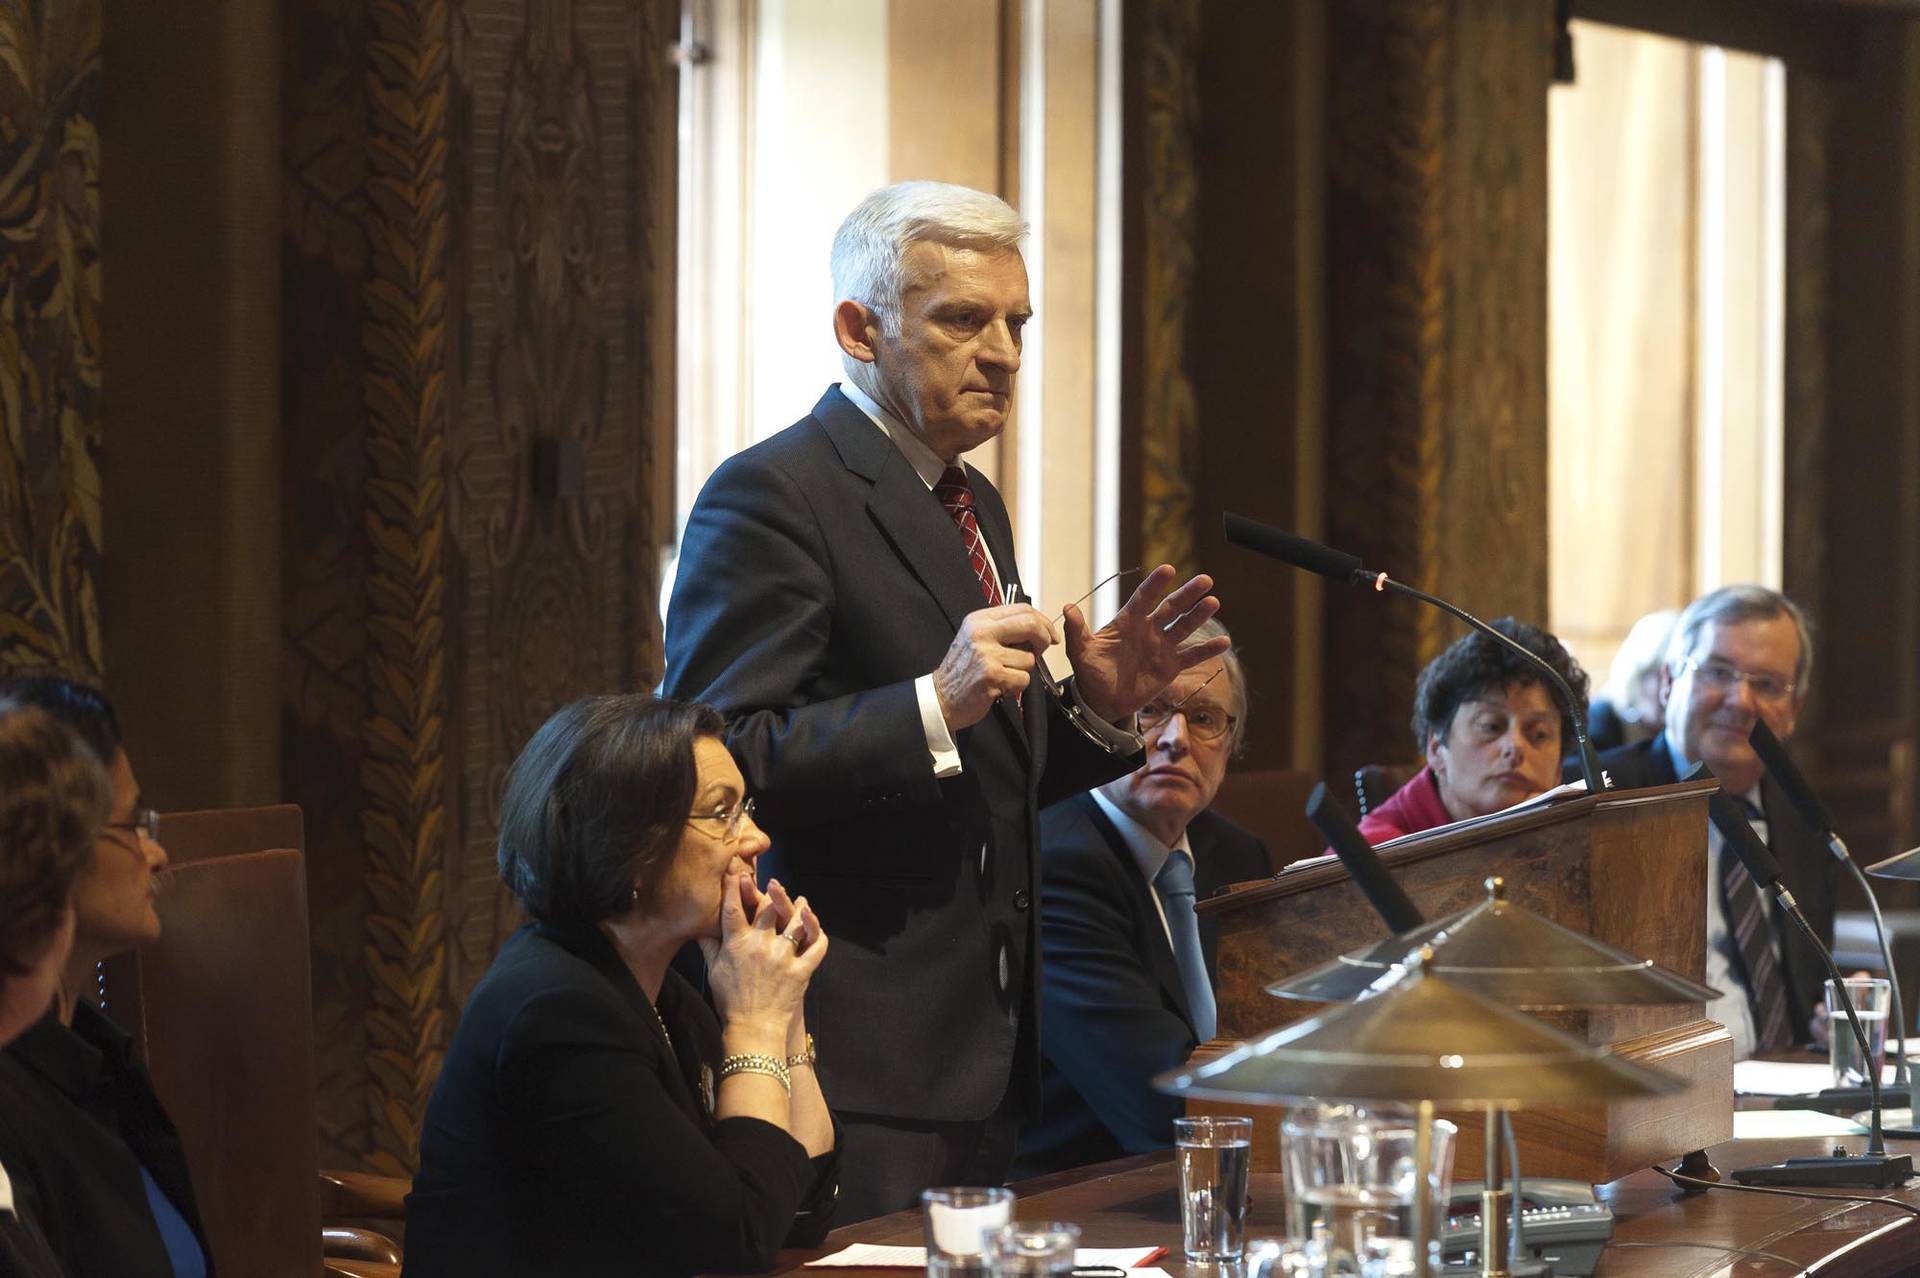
1438, 1178, 1613, 1277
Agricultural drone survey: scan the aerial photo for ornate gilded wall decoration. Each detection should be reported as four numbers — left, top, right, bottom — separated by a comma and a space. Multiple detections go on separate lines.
0, 1, 102, 678
1137, 0, 1200, 574
359, 0, 452, 1177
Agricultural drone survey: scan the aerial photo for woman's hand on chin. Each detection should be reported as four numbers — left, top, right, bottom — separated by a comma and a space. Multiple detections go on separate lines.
707, 872, 829, 1047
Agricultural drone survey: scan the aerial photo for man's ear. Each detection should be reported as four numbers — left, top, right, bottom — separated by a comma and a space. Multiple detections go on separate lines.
1657, 665, 1675, 712
833, 300, 880, 365
1423, 730, 1444, 773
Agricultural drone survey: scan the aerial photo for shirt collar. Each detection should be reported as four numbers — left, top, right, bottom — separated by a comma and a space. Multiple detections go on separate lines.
837, 380, 952, 490
1664, 733, 1764, 811
1092, 787, 1194, 888
0, 1158, 13, 1217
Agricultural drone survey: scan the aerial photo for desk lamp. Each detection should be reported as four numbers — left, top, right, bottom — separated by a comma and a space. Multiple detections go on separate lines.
1158, 951, 1684, 1278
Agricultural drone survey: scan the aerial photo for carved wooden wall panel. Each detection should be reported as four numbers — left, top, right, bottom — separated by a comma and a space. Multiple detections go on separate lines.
1130, 0, 1200, 575
1320, 0, 1550, 780
283, 0, 674, 1172
0, 2, 102, 679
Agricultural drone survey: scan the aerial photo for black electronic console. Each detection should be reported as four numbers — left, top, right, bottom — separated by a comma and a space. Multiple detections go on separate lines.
1440, 1179, 1612, 1277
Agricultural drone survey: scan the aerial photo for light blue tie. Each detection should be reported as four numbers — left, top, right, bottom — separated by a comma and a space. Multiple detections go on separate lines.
1155, 849, 1217, 1042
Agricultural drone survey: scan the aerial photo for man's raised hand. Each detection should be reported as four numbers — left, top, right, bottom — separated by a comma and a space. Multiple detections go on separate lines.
1063, 565, 1227, 721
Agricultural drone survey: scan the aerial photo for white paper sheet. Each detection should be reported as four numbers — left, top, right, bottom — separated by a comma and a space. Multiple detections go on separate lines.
1732, 1109, 1869, 1139
806, 1244, 1166, 1268
1733, 1058, 1896, 1096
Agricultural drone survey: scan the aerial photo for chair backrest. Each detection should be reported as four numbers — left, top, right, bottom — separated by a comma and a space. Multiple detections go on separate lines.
100, 840, 322, 1277
1207, 768, 1323, 871
1354, 763, 1421, 819
157, 802, 305, 865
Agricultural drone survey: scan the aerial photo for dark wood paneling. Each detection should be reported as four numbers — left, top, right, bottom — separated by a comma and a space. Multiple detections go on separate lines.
100, 0, 282, 809
1319, 0, 1551, 782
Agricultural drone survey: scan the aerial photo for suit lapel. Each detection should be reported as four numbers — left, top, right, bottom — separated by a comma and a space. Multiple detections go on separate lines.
815, 388, 991, 636
1084, 796, 1197, 1037
817, 389, 1031, 755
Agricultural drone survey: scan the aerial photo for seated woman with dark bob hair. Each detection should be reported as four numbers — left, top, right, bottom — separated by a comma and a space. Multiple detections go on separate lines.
1358, 618, 1590, 843
404, 694, 837, 1278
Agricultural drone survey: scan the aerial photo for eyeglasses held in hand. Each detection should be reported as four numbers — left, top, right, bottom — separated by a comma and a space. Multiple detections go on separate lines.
687, 795, 757, 842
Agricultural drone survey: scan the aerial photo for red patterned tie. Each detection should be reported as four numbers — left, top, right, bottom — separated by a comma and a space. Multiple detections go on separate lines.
934, 466, 1003, 608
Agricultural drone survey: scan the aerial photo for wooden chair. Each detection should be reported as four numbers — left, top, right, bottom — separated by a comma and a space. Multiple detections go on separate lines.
1207, 768, 1322, 871
98, 805, 408, 1277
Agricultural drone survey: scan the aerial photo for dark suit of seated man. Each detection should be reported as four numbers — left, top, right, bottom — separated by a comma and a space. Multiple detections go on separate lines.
1575, 585, 1834, 1061
1013, 622, 1270, 1177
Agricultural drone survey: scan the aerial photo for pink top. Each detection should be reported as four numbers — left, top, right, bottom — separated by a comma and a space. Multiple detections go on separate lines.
1356, 765, 1454, 844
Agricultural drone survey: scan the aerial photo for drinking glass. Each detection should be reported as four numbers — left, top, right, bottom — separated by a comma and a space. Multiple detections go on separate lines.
1281, 1104, 1457, 1276
986, 1222, 1080, 1278
922, 1186, 1015, 1278
1174, 1115, 1253, 1261
1244, 1235, 1329, 1277
1828, 976, 1893, 1088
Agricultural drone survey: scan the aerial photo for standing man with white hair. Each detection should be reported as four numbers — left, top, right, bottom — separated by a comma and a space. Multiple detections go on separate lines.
664, 181, 1228, 1219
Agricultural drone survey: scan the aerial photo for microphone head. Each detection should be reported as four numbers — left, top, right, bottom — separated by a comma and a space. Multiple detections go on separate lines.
1706, 788, 1787, 890
1223, 513, 1364, 584
1748, 719, 1835, 838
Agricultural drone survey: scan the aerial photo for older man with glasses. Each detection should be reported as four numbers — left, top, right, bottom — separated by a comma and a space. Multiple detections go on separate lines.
1590, 584, 1834, 1060
1012, 620, 1270, 1177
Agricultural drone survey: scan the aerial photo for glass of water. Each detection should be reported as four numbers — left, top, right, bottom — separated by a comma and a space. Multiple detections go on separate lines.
1174, 1115, 1253, 1261
922, 1187, 1015, 1278
1828, 976, 1893, 1088
1281, 1104, 1457, 1276
987, 1222, 1080, 1277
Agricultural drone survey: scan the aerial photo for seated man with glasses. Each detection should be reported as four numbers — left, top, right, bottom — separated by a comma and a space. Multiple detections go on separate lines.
1587, 584, 1833, 1060
1012, 619, 1270, 1176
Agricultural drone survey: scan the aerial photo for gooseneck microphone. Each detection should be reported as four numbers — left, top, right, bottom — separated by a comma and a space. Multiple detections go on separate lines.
1748, 720, 1911, 1106
1224, 514, 1611, 798
1705, 788, 1914, 1186
1304, 782, 1426, 933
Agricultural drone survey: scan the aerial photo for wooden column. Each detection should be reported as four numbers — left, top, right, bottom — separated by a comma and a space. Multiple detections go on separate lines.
0, 3, 103, 681
1320, 0, 1552, 780
1786, 18, 1920, 860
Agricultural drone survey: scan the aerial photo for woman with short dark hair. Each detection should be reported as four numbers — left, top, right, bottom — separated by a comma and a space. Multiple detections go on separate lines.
0, 675, 209, 1278
1359, 619, 1589, 843
405, 694, 838, 1278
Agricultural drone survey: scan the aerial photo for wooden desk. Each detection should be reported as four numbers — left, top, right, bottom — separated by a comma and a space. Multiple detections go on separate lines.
755, 1135, 1920, 1276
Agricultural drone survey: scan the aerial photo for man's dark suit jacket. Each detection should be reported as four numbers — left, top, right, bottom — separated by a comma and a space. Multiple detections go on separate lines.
404, 922, 837, 1278
663, 386, 1133, 1123
0, 1000, 212, 1278
1013, 793, 1272, 1177
1592, 736, 1838, 1042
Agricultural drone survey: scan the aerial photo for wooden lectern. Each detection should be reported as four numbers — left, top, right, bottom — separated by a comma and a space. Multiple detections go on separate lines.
1190, 779, 1733, 1183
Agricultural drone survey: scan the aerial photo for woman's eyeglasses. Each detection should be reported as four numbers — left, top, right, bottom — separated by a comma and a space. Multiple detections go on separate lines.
686, 795, 757, 843
103, 807, 160, 847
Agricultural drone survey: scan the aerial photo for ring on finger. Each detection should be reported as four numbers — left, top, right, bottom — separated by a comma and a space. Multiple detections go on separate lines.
786, 932, 804, 952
